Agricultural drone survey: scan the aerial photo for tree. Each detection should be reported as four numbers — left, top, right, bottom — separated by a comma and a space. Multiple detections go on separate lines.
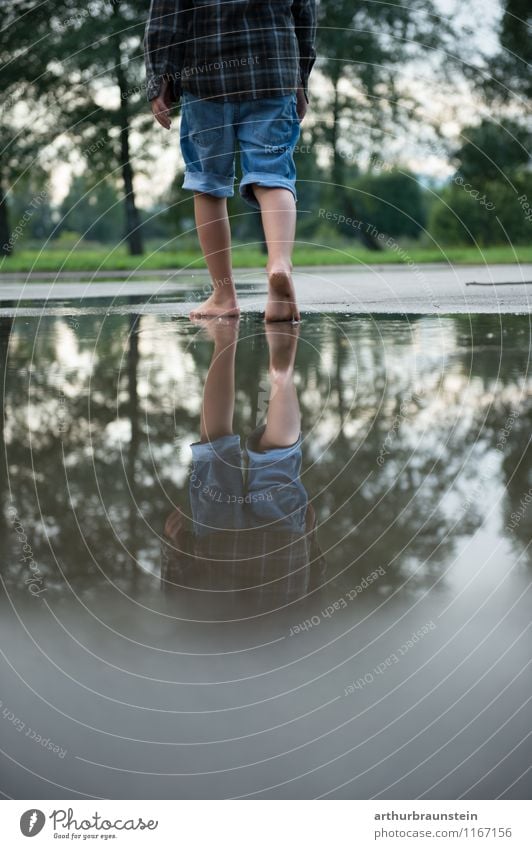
428, 119, 531, 247
0, 0, 70, 255
453, 119, 530, 185
429, 173, 532, 246
51, 0, 153, 255
352, 170, 427, 239
486, 0, 532, 104
58, 174, 124, 244
8, 168, 55, 245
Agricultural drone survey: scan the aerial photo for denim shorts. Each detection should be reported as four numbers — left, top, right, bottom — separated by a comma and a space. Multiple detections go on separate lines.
189, 430, 308, 537
180, 92, 301, 209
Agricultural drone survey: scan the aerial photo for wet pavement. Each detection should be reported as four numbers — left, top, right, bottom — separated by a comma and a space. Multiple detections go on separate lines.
0, 305, 530, 799
0, 264, 531, 316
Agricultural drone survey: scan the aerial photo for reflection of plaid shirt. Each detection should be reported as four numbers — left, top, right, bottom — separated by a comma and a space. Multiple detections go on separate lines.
161, 527, 326, 600
144, 0, 316, 103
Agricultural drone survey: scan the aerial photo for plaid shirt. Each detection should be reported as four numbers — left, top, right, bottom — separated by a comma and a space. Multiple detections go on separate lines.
144, 0, 316, 103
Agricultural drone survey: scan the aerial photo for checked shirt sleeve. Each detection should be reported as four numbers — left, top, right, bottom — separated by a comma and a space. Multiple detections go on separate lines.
291, 0, 317, 102
143, 0, 189, 103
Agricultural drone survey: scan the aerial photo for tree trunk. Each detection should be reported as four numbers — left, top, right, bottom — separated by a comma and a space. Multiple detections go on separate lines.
0, 178, 12, 257
112, 19, 143, 256
120, 127, 143, 256
331, 78, 343, 189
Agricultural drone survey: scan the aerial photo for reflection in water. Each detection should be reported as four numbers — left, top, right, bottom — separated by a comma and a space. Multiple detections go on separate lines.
161, 322, 325, 610
0, 311, 530, 800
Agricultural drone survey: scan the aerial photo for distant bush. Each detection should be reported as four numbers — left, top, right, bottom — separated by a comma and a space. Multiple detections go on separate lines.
51, 230, 86, 249
351, 170, 427, 239
429, 173, 532, 246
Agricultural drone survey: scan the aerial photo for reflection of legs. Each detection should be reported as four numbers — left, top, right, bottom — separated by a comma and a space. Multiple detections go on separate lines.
258, 324, 300, 450
190, 194, 240, 318
253, 186, 300, 323
194, 318, 239, 442
190, 318, 244, 533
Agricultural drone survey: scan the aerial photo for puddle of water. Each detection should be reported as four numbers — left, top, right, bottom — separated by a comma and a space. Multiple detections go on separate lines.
0, 312, 530, 800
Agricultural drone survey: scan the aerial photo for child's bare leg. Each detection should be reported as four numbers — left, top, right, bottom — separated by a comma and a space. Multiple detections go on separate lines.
253, 186, 300, 323
258, 324, 300, 450
193, 318, 239, 442
190, 193, 240, 318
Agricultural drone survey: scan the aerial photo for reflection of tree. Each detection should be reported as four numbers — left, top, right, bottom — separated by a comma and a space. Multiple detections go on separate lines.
126, 314, 140, 571
452, 315, 532, 565
501, 408, 532, 561
1, 312, 530, 599
457, 314, 532, 567
452, 314, 531, 386
2, 314, 149, 590
0, 316, 13, 549
302, 390, 481, 595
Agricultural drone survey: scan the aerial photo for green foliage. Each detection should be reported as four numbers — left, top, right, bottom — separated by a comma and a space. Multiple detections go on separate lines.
158, 173, 197, 246
352, 170, 427, 238
453, 120, 530, 184
315, 0, 454, 179
8, 170, 55, 244
486, 0, 532, 102
1, 1, 529, 259
2, 245, 532, 274
52, 231, 87, 249
0, 1, 73, 253
429, 173, 532, 246
429, 119, 531, 246
59, 175, 124, 244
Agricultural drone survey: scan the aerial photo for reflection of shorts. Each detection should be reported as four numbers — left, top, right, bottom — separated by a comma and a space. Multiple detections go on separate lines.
180, 92, 300, 209
189, 427, 308, 537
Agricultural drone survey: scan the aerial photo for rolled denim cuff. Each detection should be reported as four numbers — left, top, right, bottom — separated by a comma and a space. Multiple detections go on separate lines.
190, 434, 242, 460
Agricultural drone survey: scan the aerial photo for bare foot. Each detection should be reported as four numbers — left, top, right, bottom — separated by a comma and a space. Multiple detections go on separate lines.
265, 266, 300, 323
265, 322, 300, 382
190, 288, 240, 319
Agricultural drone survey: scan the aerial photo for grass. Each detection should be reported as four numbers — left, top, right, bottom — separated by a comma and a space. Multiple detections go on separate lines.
1, 244, 531, 275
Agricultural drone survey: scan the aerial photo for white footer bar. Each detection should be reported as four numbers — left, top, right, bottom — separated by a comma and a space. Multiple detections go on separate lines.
1, 799, 530, 848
